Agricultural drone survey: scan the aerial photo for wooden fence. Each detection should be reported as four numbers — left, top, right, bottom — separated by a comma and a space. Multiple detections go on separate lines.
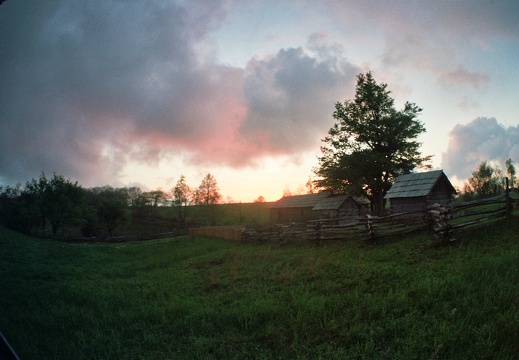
194, 189, 518, 244
429, 189, 519, 240
189, 225, 245, 241
58, 231, 181, 243
240, 209, 428, 244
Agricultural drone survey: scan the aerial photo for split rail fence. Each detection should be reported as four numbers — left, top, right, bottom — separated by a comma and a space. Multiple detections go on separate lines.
429, 188, 518, 240
240, 189, 518, 244
241, 210, 428, 244
189, 188, 518, 244
189, 225, 245, 241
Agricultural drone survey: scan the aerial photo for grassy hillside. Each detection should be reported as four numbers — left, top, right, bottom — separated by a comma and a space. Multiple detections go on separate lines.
1, 221, 518, 359
112, 202, 272, 237
163, 201, 272, 227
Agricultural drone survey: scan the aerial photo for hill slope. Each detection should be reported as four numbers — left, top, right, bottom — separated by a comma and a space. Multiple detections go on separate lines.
1, 221, 518, 359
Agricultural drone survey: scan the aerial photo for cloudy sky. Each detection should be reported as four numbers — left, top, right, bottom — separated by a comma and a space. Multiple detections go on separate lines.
1, 0, 518, 201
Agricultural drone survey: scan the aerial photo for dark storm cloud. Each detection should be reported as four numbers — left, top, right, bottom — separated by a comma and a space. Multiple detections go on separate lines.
241, 43, 359, 154
0, 0, 238, 185
0, 1, 361, 186
442, 117, 519, 180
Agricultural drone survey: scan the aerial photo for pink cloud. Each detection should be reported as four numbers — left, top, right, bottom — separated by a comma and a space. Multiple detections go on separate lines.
438, 66, 489, 89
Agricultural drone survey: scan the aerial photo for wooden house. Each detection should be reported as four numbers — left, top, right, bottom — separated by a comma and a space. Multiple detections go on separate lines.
384, 170, 456, 215
269, 193, 327, 224
311, 195, 369, 222
269, 193, 369, 224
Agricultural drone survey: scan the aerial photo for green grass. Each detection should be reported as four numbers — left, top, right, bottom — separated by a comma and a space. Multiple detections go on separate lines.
1, 220, 518, 359
177, 202, 272, 227
109, 202, 271, 237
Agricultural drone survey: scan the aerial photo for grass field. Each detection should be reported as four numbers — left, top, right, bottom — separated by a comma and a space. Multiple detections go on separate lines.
1, 220, 518, 359
109, 202, 272, 237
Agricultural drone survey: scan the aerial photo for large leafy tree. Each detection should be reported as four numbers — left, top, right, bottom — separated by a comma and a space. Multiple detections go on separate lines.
82, 187, 130, 237
41, 174, 85, 237
462, 161, 504, 200
505, 158, 516, 189
315, 72, 431, 216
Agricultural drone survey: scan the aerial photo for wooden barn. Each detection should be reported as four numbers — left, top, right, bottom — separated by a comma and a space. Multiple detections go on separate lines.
384, 170, 456, 215
269, 193, 369, 224
311, 195, 369, 222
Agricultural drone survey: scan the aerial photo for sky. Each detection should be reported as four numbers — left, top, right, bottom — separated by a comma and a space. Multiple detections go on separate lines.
1, 0, 518, 202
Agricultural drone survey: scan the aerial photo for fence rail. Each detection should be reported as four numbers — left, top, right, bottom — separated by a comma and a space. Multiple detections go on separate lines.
429, 189, 518, 240
193, 189, 518, 244
189, 226, 245, 241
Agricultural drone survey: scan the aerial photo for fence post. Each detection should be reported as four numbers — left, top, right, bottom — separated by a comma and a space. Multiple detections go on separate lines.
365, 215, 375, 241
505, 177, 511, 219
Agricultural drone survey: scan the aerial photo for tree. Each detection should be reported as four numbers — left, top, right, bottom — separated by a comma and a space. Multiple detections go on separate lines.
306, 176, 316, 194
254, 196, 265, 203
462, 161, 504, 200
171, 175, 191, 227
0, 183, 37, 233
0, 174, 86, 236
88, 186, 129, 236
506, 158, 516, 189
195, 173, 221, 205
314, 72, 431, 216
44, 174, 86, 236
124, 186, 142, 207
148, 189, 168, 207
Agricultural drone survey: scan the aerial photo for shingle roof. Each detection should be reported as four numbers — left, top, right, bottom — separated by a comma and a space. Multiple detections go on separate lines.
384, 170, 455, 199
311, 195, 349, 211
269, 193, 328, 208
270, 193, 370, 210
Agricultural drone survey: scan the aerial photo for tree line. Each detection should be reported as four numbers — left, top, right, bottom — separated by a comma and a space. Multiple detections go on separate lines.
0, 172, 223, 237
458, 159, 516, 201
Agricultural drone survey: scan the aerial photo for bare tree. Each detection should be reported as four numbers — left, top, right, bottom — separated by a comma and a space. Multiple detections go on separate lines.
195, 173, 221, 205
171, 175, 191, 227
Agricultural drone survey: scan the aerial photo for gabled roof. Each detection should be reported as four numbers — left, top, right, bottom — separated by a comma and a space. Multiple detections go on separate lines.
384, 170, 456, 199
270, 193, 370, 210
312, 195, 369, 210
312, 195, 349, 211
269, 193, 328, 208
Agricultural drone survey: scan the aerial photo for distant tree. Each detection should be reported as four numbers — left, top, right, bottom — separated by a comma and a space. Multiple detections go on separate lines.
148, 189, 168, 207
124, 186, 142, 207
195, 173, 221, 205
225, 196, 235, 204
37, 173, 85, 237
94, 187, 129, 236
0, 174, 86, 236
254, 196, 265, 203
172, 175, 191, 227
314, 72, 431, 216
306, 177, 316, 194
0, 183, 36, 233
462, 161, 504, 200
132, 191, 155, 220
506, 158, 516, 189
294, 184, 306, 195
282, 188, 292, 197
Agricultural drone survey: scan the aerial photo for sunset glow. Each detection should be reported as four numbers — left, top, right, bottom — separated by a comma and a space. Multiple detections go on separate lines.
1, 1, 518, 202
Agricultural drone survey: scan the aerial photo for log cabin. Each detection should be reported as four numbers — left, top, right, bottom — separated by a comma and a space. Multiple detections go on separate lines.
384, 170, 456, 217
269, 193, 369, 224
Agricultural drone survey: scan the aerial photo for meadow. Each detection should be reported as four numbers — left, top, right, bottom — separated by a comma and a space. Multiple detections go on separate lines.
108, 202, 272, 237
1, 220, 518, 359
